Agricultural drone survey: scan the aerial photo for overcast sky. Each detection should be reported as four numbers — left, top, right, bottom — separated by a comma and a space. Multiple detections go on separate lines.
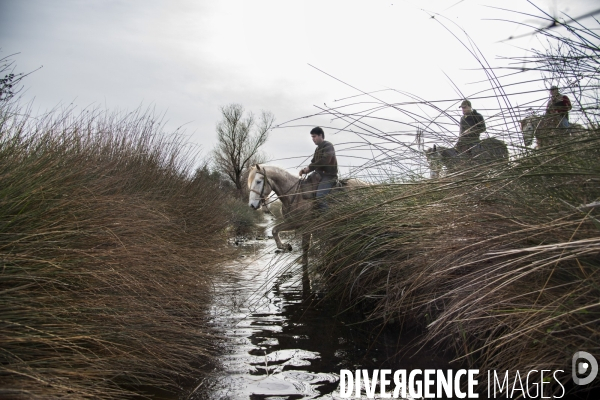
1, 0, 598, 178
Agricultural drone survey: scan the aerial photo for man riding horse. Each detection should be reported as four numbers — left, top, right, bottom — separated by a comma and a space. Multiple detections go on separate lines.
456, 99, 486, 155
519, 86, 575, 148
247, 128, 363, 264
546, 85, 572, 129
424, 100, 507, 176
299, 127, 338, 211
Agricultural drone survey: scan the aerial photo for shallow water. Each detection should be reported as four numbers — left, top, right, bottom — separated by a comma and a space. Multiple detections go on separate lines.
202, 224, 452, 399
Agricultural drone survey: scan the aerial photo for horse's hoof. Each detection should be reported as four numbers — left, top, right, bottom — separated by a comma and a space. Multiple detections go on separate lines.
286, 244, 293, 251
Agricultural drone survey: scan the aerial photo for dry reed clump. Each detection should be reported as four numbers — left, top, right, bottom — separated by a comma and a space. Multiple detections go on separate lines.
292, 11, 600, 396
0, 103, 236, 398
307, 135, 600, 394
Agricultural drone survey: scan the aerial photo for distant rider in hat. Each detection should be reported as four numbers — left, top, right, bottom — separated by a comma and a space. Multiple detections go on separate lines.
546, 85, 572, 128
456, 99, 486, 154
299, 127, 338, 210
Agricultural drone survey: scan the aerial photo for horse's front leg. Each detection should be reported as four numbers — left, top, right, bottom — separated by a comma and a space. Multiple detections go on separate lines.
301, 233, 311, 266
272, 221, 294, 252
301, 234, 311, 296
430, 164, 440, 179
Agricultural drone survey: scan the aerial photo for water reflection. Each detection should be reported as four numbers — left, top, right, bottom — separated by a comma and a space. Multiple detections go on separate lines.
204, 235, 451, 399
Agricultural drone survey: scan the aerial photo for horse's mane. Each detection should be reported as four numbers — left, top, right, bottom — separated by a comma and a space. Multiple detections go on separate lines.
247, 164, 294, 189
247, 165, 258, 189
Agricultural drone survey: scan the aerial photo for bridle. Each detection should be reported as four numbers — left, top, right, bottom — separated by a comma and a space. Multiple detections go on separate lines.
249, 170, 271, 207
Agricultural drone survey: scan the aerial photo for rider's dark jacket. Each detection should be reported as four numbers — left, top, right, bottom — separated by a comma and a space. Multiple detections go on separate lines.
457, 110, 486, 152
546, 94, 572, 120
308, 140, 338, 177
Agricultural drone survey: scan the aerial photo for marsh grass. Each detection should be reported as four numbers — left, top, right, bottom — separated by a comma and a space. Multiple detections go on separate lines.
0, 102, 238, 398
293, 12, 600, 396
303, 135, 599, 395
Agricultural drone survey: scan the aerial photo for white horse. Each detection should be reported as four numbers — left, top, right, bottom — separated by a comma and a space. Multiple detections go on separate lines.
520, 112, 586, 148
248, 164, 365, 265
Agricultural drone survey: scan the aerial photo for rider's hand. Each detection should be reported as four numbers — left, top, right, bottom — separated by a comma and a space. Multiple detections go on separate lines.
299, 168, 305, 176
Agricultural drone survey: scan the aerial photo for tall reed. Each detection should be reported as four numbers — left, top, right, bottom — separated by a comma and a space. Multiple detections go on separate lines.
299, 12, 600, 396
0, 102, 237, 398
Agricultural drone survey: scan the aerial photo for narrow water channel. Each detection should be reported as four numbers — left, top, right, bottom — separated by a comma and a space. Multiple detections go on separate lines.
202, 222, 452, 399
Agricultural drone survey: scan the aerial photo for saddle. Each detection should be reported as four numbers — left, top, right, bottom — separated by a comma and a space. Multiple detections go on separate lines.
300, 172, 345, 200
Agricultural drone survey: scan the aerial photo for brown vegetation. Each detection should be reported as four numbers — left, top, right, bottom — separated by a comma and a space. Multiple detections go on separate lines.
310, 138, 599, 395
0, 103, 239, 398
299, 13, 600, 397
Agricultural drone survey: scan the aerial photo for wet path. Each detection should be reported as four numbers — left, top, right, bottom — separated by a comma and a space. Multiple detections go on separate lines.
204, 226, 451, 399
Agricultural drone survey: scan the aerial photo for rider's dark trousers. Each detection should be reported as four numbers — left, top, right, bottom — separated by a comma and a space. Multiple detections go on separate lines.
316, 175, 337, 211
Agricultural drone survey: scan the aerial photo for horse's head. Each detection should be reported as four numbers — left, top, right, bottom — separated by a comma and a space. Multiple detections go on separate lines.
424, 145, 443, 178
520, 117, 535, 147
520, 111, 540, 147
424, 144, 438, 158
248, 164, 273, 209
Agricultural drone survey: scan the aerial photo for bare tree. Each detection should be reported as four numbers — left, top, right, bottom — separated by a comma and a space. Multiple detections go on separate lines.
212, 104, 275, 195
